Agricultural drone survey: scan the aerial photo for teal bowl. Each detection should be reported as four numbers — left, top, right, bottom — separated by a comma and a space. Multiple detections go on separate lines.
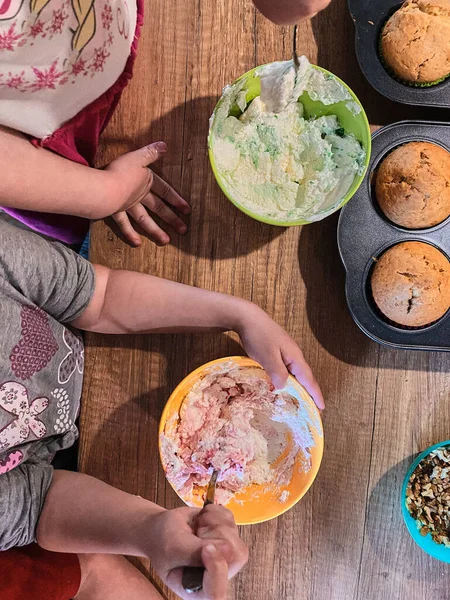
208, 63, 371, 226
401, 441, 450, 562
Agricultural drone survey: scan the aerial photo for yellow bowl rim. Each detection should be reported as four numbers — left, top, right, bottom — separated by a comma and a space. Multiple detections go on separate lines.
158, 356, 324, 525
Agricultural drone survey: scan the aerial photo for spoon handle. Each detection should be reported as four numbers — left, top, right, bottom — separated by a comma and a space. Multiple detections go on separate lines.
182, 566, 205, 594
293, 24, 300, 70
182, 471, 219, 594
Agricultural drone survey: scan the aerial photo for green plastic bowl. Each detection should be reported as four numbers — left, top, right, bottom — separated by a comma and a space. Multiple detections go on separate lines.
208, 64, 371, 226
401, 441, 450, 563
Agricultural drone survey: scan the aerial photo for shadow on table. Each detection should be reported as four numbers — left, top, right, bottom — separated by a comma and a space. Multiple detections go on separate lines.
297, 215, 450, 372
100, 95, 285, 259
311, 0, 450, 126
297, 212, 374, 366
362, 456, 450, 585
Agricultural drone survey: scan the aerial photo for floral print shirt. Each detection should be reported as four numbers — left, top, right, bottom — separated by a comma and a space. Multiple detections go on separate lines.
0, 0, 137, 138
0, 216, 95, 549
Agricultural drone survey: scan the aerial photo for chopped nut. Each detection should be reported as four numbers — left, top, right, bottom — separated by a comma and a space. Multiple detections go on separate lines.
406, 447, 450, 547
422, 486, 435, 499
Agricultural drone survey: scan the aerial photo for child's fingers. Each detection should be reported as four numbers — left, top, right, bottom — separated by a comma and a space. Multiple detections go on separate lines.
195, 507, 248, 577
261, 350, 289, 390
112, 212, 141, 247
127, 203, 170, 246
142, 192, 187, 235
163, 538, 210, 598
196, 505, 237, 530
195, 536, 246, 578
168, 543, 241, 600
135, 142, 168, 167
284, 351, 325, 410
201, 545, 229, 600
270, 370, 289, 390
257, 346, 324, 409
151, 173, 191, 215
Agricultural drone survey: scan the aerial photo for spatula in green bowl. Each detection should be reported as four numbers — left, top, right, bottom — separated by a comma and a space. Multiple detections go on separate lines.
208, 63, 371, 227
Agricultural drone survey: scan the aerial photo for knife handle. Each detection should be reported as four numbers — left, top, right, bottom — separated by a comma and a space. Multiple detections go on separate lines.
182, 566, 205, 594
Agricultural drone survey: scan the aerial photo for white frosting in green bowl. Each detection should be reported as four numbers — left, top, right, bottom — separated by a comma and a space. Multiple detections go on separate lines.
209, 57, 370, 225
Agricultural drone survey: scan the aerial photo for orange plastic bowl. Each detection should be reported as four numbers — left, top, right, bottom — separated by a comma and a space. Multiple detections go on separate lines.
159, 357, 324, 525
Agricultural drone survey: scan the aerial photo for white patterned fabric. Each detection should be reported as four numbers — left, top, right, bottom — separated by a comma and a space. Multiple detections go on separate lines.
0, 0, 137, 137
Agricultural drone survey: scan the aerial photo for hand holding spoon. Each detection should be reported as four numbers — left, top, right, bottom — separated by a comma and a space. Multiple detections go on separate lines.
182, 470, 219, 594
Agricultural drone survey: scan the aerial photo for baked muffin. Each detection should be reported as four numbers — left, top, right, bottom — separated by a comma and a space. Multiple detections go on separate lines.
371, 241, 450, 327
376, 142, 450, 229
381, 0, 450, 85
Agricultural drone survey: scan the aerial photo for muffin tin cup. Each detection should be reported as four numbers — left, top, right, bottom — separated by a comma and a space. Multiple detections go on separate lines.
338, 120, 450, 351
347, 0, 450, 107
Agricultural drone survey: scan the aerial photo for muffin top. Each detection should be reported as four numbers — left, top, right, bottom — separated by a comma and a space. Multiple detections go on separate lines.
381, 0, 450, 84
376, 142, 450, 229
371, 241, 450, 327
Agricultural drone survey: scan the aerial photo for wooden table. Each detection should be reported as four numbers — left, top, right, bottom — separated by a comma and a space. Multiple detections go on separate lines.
79, 1, 450, 598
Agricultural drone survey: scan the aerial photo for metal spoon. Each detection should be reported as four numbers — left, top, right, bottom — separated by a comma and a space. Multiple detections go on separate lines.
293, 24, 300, 71
182, 470, 219, 594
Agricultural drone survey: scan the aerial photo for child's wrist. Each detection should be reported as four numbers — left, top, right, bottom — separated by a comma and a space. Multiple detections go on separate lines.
137, 505, 168, 559
86, 169, 123, 220
118, 502, 167, 559
229, 297, 261, 336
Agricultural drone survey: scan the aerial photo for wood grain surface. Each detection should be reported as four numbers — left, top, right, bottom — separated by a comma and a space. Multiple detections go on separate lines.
79, 1, 450, 599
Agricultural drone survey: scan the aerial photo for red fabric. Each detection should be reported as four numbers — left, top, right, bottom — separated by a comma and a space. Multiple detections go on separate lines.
4, 0, 144, 246
0, 545, 81, 600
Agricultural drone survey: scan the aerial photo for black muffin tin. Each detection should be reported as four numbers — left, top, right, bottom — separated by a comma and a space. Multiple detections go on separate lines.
347, 0, 450, 107
338, 121, 450, 351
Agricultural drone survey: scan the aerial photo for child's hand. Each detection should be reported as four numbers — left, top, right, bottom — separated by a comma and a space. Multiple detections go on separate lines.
147, 505, 248, 600
252, 0, 330, 24
236, 303, 325, 409
105, 142, 191, 247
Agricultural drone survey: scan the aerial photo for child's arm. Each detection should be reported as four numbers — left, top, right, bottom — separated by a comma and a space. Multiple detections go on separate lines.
253, 0, 331, 24
0, 129, 190, 246
71, 265, 324, 408
0, 127, 114, 219
36, 470, 247, 600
